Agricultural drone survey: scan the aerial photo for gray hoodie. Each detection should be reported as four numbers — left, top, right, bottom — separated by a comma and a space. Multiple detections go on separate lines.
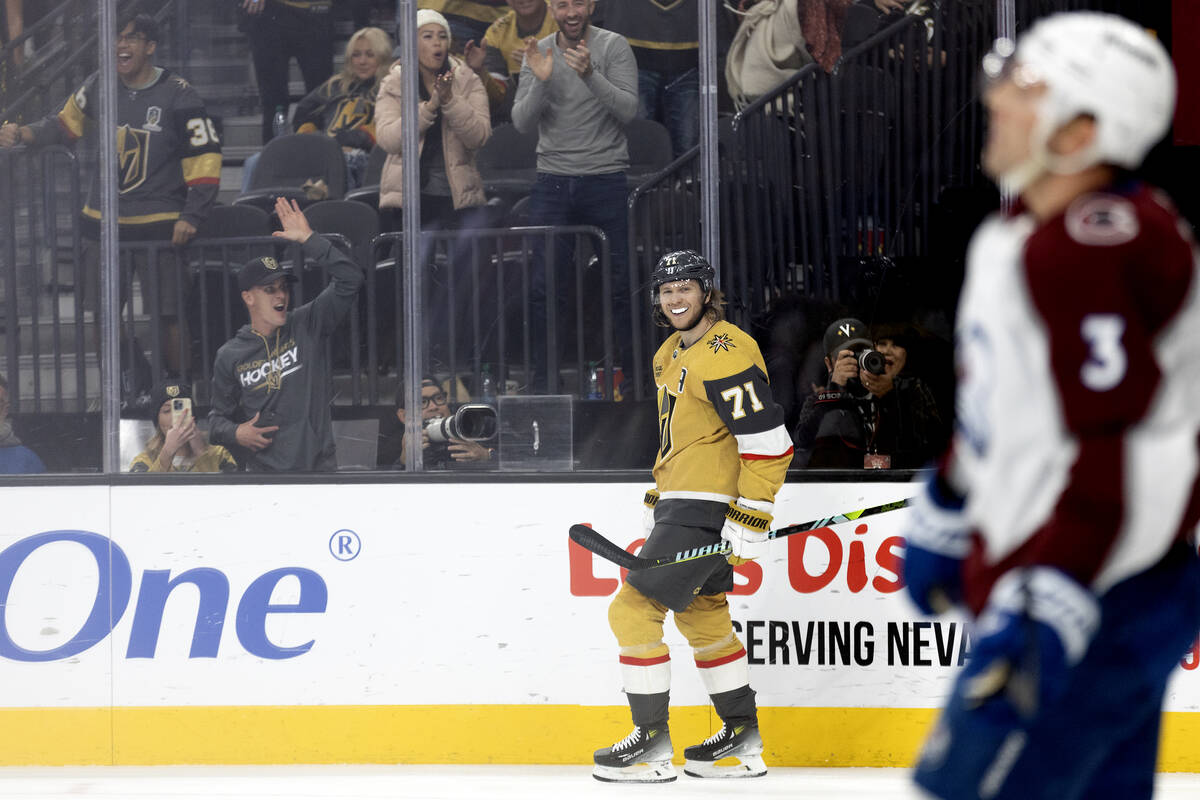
208, 235, 363, 471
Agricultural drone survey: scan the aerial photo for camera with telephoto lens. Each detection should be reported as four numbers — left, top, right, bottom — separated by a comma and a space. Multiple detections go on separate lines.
425, 404, 498, 443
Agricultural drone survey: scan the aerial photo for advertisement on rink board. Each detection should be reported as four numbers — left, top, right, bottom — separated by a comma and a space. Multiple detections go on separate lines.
0, 481, 1197, 711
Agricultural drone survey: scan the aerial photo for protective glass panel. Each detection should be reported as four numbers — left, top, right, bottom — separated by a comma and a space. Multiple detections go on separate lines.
1, 1, 1085, 477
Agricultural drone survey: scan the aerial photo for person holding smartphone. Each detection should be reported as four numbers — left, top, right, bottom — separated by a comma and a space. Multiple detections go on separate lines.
128, 382, 237, 473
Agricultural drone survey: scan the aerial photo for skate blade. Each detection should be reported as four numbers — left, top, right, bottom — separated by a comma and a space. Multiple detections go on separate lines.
683, 754, 767, 778
592, 760, 678, 783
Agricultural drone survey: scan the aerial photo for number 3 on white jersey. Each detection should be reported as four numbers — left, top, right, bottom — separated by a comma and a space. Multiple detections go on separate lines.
720, 382, 765, 420
1080, 313, 1126, 391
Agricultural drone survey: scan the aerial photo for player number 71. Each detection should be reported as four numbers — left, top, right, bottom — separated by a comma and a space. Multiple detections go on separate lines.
721, 382, 764, 420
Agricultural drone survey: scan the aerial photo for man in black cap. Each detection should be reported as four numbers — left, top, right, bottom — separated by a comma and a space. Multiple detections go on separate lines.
792, 317, 943, 469
208, 197, 363, 471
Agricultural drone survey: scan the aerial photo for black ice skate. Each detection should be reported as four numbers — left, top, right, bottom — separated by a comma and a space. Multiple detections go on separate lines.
592, 725, 676, 783
682, 722, 767, 778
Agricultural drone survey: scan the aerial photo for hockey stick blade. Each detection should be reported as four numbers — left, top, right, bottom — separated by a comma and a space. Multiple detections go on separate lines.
570, 497, 912, 571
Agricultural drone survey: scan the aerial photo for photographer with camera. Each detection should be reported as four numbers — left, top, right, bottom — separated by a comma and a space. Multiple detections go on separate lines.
377, 375, 497, 470
208, 197, 364, 472
792, 317, 943, 469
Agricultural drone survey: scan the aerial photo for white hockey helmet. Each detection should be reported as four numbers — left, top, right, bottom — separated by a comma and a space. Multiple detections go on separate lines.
984, 12, 1175, 185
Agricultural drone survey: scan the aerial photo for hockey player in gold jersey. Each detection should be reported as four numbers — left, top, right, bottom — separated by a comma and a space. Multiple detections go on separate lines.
592, 250, 794, 783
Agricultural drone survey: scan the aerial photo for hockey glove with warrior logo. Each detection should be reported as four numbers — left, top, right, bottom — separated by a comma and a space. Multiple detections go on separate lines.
643, 489, 660, 539
722, 498, 773, 564
962, 567, 1099, 724
902, 472, 970, 615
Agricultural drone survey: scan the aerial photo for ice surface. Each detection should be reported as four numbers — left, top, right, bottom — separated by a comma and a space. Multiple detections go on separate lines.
0, 765, 1198, 800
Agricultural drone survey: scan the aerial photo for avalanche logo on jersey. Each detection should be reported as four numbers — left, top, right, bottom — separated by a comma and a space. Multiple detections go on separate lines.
707, 332, 735, 353
1065, 194, 1139, 246
116, 125, 150, 193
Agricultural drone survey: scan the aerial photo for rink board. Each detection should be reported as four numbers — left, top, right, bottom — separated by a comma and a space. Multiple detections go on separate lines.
0, 481, 1197, 767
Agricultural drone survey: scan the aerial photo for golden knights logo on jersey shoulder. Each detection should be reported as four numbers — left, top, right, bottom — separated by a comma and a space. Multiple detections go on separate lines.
707, 332, 735, 353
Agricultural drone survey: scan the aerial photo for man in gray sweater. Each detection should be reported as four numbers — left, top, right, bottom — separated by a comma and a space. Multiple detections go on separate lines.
208, 197, 363, 471
511, 0, 637, 393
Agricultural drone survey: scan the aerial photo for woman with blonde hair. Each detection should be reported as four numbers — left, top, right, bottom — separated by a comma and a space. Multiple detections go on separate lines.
243, 26, 394, 191
129, 383, 237, 473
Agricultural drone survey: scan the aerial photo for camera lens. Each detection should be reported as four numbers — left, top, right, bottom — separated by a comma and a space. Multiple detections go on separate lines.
424, 404, 498, 443
857, 349, 886, 376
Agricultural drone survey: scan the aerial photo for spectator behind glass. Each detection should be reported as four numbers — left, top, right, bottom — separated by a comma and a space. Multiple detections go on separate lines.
375, 9, 493, 232
0, 12, 221, 384
792, 317, 944, 469
511, 0, 638, 391
208, 198, 364, 472
129, 382, 237, 473
240, 26, 394, 193
0, 375, 45, 474
466, 0, 557, 122
238, 0, 335, 146
377, 375, 495, 469
601, 0, 699, 158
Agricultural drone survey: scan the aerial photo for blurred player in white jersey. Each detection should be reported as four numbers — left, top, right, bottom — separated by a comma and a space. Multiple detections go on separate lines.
902, 12, 1200, 800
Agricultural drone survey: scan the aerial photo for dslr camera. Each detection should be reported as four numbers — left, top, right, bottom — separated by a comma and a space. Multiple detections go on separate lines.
425, 403, 498, 443
855, 347, 886, 377
836, 340, 886, 398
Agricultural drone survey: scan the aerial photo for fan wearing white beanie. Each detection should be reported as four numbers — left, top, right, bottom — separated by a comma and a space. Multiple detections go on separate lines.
374, 4, 493, 231
415, 8, 452, 42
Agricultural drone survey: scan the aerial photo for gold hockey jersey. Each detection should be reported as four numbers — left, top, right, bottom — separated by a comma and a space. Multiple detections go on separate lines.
652, 320, 793, 504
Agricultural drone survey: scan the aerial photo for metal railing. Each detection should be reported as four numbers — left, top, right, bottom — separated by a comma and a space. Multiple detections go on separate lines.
3, 224, 624, 402
0, 146, 85, 412
370, 226, 620, 403
645, 0, 1104, 325
720, 11, 974, 312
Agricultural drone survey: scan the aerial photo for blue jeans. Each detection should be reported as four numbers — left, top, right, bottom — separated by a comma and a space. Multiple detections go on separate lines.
637, 66, 700, 159
527, 172, 632, 393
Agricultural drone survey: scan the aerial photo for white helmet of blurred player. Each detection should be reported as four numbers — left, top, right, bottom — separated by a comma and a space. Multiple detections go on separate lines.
981, 12, 1175, 192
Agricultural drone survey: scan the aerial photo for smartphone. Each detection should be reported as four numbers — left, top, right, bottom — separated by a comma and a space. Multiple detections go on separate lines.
171, 397, 192, 428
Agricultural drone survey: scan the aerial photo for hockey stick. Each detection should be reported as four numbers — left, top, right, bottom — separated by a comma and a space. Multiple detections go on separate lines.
570, 498, 912, 571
